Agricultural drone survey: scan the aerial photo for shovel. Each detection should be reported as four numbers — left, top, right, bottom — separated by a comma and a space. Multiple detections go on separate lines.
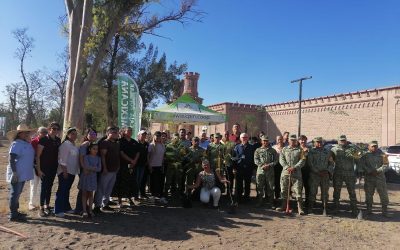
357, 177, 363, 220
285, 173, 293, 215
225, 168, 237, 214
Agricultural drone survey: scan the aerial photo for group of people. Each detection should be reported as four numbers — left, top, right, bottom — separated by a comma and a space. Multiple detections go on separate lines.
6, 122, 391, 222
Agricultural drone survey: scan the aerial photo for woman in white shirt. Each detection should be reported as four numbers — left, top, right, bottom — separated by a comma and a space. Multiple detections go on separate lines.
54, 127, 80, 217
189, 159, 229, 208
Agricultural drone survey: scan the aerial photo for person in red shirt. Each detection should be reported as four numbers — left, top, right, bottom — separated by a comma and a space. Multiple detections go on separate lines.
29, 127, 48, 210
228, 123, 241, 144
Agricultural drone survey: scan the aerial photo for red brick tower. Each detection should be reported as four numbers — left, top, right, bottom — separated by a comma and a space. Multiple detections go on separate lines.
182, 72, 203, 104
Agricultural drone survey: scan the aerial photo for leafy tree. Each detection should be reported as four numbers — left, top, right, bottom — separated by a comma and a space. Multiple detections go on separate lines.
64, 0, 202, 130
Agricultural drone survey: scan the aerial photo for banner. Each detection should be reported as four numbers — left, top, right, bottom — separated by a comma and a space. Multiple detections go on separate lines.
117, 74, 142, 137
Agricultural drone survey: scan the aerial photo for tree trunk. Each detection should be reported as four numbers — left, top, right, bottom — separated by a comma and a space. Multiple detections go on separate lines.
106, 34, 120, 126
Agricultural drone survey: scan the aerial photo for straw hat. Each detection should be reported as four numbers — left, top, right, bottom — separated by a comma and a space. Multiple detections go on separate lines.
6, 124, 36, 141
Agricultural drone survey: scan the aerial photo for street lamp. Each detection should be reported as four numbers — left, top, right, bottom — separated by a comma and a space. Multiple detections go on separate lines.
290, 76, 312, 137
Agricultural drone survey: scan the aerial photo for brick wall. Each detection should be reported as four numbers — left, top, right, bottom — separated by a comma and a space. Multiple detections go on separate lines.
396, 101, 400, 144
268, 103, 382, 143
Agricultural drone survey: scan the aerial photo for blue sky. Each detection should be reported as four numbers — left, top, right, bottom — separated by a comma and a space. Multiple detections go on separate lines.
0, 0, 399, 107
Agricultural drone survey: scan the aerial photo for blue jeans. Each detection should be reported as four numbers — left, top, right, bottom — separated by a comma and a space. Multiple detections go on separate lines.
134, 165, 145, 197
54, 173, 75, 214
9, 181, 25, 218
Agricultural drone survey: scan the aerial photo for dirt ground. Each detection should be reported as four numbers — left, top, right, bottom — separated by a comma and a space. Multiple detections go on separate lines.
1, 140, 400, 250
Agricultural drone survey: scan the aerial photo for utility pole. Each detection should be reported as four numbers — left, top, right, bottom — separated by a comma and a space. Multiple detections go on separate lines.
290, 76, 312, 137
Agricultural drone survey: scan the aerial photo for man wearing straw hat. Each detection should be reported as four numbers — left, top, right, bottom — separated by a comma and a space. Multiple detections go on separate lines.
6, 124, 36, 221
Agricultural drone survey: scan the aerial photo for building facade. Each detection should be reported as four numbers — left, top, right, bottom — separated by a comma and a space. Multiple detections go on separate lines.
151, 71, 400, 146
207, 86, 400, 146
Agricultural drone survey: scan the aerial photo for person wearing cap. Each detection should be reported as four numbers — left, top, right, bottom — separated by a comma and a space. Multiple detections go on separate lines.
164, 133, 185, 197
184, 136, 207, 191
188, 159, 229, 208
299, 135, 311, 209
307, 137, 334, 215
179, 128, 192, 148
277, 134, 306, 215
359, 141, 390, 217
36, 122, 62, 217
272, 135, 285, 202
254, 135, 278, 208
206, 132, 225, 173
222, 130, 236, 195
6, 124, 36, 221
330, 135, 359, 216
29, 126, 47, 211
95, 126, 120, 211
232, 133, 256, 203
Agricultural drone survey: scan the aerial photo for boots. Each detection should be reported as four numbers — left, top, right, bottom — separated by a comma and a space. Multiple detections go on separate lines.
307, 202, 314, 215
333, 200, 339, 214
382, 205, 391, 218
276, 200, 286, 212
351, 203, 358, 217
256, 197, 264, 208
297, 199, 305, 215
366, 203, 372, 215
268, 197, 276, 210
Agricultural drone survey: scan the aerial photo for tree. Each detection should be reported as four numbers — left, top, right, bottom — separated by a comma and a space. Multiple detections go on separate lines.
4, 84, 20, 130
64, 0, 202, 130
45, 49, 69, 125
86, 41, 187, 130
13, 28, 41, 126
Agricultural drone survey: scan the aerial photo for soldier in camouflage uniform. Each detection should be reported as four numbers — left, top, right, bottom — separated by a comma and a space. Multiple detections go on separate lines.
276, 134, 306, 215
206, 133, 225, 177
254, 136, 278, 208
223, 131, 236, 194
360, 140, 390, 217
164, 133, 186, 196
307, 137, 334, 215
185, 137, 207, 191
330, 135, 360, 216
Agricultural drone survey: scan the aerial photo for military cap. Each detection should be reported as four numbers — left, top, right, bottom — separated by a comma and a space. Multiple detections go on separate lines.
202, 159, 210, 165
369, 140, 378, 146
314, 137, 323, 142
260, 135, 269, 141
214, 132, 222, 138
289, 134, 297, 141
192, 136, 200, 141
172, 133, 179, 138
338, 135, 347, 141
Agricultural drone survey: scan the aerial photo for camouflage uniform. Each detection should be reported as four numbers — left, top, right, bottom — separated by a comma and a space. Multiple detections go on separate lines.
360, 147, 389, 215
330, 141, 359, 214
206, 142, 225, 175
254, 145, 278, 206
223, 140, 236, 193
184, 145, 206, 187
278, 141, 306, 213
164, 140, 186, 195
307, 144, 334, 212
